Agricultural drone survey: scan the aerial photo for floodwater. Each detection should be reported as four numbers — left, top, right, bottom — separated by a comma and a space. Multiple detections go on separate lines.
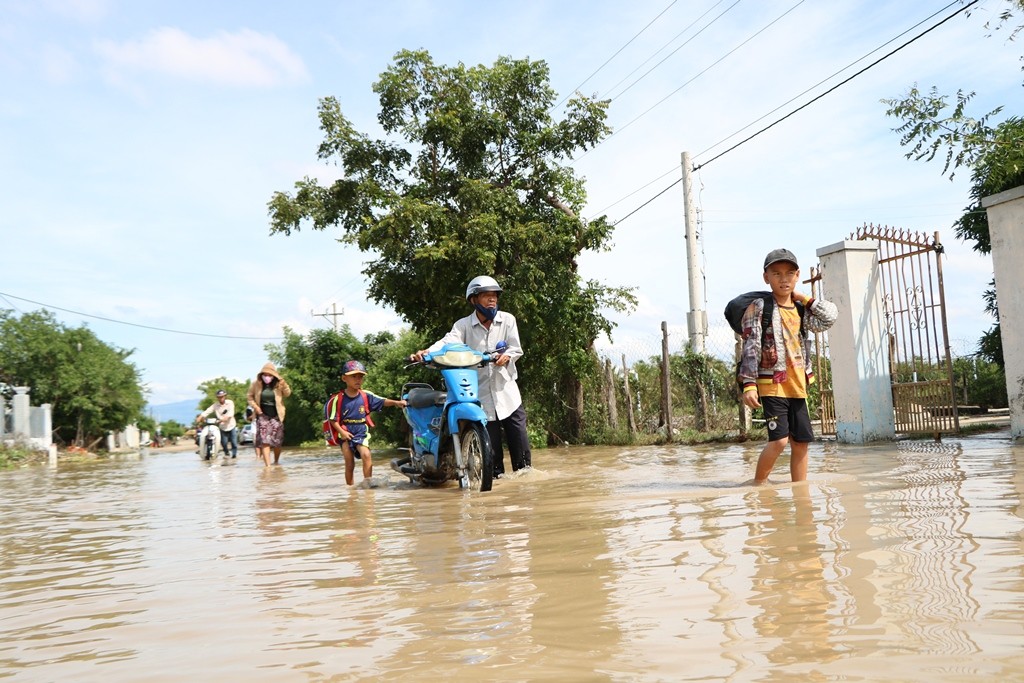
1, 433, 1023, 682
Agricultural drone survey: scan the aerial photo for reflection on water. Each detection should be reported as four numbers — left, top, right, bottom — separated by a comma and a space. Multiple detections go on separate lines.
1, 436, 1024, 681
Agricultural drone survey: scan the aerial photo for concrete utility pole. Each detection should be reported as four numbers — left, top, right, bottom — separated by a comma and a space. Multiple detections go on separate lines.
681, 151, 707, 353
311, 303, 344, 331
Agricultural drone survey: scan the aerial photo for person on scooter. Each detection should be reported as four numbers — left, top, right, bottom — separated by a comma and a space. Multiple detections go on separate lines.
410, 275, 532, 478
196, 389, 237, 458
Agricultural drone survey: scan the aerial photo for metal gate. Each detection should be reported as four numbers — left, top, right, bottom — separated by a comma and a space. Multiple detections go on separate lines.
851, 225, 959, 436
806, 268, 835, 435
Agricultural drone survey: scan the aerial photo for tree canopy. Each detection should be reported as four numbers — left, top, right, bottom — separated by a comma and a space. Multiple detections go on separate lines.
268, 49, 635, 439
0, 310, 145, 447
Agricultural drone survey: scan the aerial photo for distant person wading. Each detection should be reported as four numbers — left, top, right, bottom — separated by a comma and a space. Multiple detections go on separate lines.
246, 362, 291, 467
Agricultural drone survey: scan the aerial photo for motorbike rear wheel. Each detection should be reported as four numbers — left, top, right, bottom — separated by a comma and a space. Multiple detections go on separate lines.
460, 422, 493, 492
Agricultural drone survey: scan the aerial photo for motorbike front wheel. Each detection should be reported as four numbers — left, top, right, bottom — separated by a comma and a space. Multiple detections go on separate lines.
460, 422, 494, 492
205, 437, 214, 460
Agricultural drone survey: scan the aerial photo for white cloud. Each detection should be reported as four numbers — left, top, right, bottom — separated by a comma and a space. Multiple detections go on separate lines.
95, 27, 309, 88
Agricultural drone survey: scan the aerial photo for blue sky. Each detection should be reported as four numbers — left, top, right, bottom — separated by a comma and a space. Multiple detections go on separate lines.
1, 0, 1018, 407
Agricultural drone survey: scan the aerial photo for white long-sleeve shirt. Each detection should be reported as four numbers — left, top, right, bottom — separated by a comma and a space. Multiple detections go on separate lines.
427, 311, 524, 421
199, 399, 237, 431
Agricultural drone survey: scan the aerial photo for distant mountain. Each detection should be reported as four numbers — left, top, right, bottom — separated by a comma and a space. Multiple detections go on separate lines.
147, 398, 201, 425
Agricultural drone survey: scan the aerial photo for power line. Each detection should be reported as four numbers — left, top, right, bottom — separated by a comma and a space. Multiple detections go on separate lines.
694, 0, 962, 161
573, 0, 804, 164
693, 0, 978, 171
610, 0, 807, 143
587, 164, 678, 220
599, 0, 979, 226
611, 178, 682, 226
0, 291, 285, 340
554, 0, 678, 110
598, 0, 730, 100
605, 0, 741, 102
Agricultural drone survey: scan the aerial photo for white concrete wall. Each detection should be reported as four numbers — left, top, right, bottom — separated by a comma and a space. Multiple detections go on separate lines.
817, 240, 896, 443
982, 184, 1024, 439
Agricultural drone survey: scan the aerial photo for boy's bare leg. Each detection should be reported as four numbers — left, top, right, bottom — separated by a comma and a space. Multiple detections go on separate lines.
358, 445, 373, 480
789, 441, 809, 482
342, 443, 356, 485
755, 437, 789, 484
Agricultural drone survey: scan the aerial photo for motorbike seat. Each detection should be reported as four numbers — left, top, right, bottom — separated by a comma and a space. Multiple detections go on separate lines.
407, 388, 447, 409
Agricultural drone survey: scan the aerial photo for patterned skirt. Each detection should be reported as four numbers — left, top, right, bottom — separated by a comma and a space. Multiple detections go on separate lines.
255, 414, 284, 448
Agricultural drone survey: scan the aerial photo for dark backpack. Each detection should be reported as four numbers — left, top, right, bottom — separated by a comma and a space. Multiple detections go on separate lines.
724, 291, 805, 385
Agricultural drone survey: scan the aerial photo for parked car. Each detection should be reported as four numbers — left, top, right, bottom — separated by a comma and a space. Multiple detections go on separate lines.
239, 423, 255, 444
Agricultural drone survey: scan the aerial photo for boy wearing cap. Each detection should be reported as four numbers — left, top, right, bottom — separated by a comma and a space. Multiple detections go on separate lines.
197, 389, 238, 458
328, 360, 407, 486
739, 248, 838, 484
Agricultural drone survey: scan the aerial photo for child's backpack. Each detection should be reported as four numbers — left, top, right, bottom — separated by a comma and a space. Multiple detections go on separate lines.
322, 390, 375, 446
723, 291, 805, 385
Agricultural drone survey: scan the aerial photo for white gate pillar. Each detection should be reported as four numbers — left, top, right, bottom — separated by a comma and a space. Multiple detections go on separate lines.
817, 240, 895, 443
12, 387, 31, 439
982, 185, 1024, 439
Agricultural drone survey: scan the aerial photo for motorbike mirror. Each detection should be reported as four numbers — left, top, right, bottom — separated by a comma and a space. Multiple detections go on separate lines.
495, 341, 508, 353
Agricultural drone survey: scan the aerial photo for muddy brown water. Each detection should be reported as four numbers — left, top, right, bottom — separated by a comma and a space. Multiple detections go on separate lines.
1, 432, 1023, 681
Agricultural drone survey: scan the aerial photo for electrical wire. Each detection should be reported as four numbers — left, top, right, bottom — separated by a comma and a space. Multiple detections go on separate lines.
553, 0, 678, 110
694, 0, 963, 161
599, 0, 980, 226
598, 0, 730, 100
609, 0, 807, 143
693, 0, 979, 171
572, 0, 805, 165
0, 291, 285, 340
605, 0, 741, 101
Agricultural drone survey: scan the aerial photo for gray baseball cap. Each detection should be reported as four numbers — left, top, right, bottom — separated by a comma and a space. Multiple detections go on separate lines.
763, 248, 799, 270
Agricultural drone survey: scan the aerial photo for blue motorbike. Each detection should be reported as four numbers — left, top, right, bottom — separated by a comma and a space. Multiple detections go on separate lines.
391, 342, 501, 492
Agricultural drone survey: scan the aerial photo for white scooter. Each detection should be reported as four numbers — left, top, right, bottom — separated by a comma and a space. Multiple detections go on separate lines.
198, 417, 221, 460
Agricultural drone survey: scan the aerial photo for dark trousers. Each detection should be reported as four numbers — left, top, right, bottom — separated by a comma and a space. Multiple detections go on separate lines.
220, 428, 238, 457
486, 404, 531, 476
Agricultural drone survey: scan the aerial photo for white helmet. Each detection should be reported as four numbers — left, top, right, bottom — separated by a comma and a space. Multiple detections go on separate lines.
465, 275, 503, 302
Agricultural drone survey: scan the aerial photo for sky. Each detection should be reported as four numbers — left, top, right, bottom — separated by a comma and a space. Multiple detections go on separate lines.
1, 0, 1019, 410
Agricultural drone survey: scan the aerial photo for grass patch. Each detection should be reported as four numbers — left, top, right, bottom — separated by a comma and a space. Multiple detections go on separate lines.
0, 443, 47, 469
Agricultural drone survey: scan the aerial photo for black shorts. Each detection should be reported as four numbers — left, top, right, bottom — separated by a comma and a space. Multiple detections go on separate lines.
760, 396, 814, 443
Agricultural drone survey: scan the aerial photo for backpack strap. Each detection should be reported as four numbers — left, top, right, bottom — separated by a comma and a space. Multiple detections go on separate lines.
361, 390, 375, 428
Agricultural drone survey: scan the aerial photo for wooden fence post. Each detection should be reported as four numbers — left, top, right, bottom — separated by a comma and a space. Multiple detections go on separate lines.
622, 354, 637, 436
661, 321, 673, 442
604, 358, 618, 429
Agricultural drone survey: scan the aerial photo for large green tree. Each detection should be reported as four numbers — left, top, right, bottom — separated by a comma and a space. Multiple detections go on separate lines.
0, 310, 145, 447
268, 49, 634, 441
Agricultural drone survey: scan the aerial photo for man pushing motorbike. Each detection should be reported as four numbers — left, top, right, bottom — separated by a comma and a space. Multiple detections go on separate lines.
410, 275, 532, 478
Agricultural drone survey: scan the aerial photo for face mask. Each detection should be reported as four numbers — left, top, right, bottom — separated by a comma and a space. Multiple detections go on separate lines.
474, 303, 498, 321
262, 374, 274, 384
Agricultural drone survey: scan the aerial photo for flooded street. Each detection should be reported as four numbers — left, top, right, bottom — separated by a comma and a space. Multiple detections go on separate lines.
2, 433, 1023, 681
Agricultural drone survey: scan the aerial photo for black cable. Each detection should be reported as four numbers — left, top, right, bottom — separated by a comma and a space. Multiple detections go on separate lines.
606, 0, 741, 101
694, 0, 961, 160
600, 0, 730, 101
693, 0, 979, 171
554, 0, 678, 110
0, 291, 284, 340
611, 178, 682, 226
601, 0, 979, 226
611, 0, 807, 142
573, 0, 805, 164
